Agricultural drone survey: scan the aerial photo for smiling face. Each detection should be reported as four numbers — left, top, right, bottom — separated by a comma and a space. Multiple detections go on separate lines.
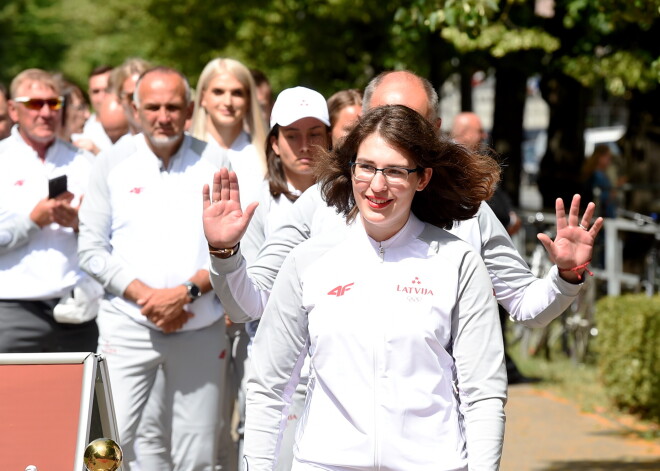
352, 132, 432, 242
201, 72, 247, 133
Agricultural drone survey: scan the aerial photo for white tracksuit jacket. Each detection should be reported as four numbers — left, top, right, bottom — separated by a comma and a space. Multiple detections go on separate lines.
211, 183, 582, 328
244, 214, 507, 471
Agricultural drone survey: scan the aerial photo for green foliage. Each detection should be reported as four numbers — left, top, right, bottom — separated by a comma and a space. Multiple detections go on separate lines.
594, 295, 660, 422
0, 0, 69, 86
563, 51, 660, 95
565, 0, 660, 30
440, 24, 559, 56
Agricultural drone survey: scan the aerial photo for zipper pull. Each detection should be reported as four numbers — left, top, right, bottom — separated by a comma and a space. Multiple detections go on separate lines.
379, 243, 384, 262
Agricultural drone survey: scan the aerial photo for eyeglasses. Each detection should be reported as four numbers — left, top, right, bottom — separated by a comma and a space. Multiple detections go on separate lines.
350, 162, 422, 184
13, 96, 64, 111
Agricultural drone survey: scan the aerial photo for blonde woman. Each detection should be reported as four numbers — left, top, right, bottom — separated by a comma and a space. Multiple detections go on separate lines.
192, 58, 268, 206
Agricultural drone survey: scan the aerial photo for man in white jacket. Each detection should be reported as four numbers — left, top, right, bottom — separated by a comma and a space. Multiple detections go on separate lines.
79, 67, 232, 470
0, 68, 97, 353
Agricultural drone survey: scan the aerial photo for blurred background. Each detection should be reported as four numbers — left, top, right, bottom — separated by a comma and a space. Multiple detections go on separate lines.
2, 0, 659, 214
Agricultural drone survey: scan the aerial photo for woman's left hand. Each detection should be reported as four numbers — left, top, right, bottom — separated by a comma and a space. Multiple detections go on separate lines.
537, 194, 604, 283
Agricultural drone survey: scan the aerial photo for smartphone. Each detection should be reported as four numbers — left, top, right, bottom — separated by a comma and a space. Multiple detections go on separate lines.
48, 175, 68, 199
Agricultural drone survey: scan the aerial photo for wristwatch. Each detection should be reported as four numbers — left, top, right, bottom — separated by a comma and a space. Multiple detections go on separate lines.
183, 281, 202, 303
209, 242, 239, 259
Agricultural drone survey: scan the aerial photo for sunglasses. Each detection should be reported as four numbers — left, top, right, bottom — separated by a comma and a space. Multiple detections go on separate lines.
13, 96, 64, 111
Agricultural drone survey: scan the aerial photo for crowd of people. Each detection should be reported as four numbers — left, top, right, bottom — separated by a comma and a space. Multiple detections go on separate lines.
0, 59, 604, 471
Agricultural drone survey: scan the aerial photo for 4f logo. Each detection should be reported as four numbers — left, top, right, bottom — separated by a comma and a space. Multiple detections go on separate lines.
328, 282, 354, 297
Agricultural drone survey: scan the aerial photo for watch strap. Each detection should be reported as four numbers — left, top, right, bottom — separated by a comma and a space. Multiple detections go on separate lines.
209, 242, 240, 259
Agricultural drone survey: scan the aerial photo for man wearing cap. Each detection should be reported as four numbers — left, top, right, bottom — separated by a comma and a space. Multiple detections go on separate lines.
0, 68, 98, 353
78, 66, 232, 470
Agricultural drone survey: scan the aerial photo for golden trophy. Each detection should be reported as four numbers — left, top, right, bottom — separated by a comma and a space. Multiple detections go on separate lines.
83, 438, 123, 471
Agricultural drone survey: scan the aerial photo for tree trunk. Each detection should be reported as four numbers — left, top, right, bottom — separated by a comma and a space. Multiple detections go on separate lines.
460, 67, 473, 112
537, 73, 588, 210
491, 58, 527, 205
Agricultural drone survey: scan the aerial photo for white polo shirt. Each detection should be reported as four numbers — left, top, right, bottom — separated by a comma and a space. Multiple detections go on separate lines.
0, 126, 93, 300
78, 133, 232, 330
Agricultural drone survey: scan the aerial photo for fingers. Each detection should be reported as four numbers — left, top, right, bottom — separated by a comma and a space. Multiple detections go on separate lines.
555, 197, 567, 231
55, 191, 75, 204
536, 233, 557, 264
242, 201, 260, 225
228, 170, 241, 206
589, 216, 604, 236
568, 194, 581, 228
219, 168, 231, 203
202, 183, 210, 210
580, 202, 596, 230
211, 170, 224, 203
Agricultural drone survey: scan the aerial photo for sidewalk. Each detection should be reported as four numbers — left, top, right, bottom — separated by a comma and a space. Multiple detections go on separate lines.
501, 384, 660, 470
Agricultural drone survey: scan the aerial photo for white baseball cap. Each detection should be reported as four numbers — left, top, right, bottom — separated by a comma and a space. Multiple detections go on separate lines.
270, 86, 330, 130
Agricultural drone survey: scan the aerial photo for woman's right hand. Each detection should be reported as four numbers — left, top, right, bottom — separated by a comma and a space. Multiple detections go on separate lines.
202, 168, 258, 249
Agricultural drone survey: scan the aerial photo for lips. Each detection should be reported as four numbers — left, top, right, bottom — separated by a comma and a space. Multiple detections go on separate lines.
366, 195, 392, 209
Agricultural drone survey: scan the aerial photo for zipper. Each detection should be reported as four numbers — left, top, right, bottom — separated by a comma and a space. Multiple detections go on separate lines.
378, 242, 384, 262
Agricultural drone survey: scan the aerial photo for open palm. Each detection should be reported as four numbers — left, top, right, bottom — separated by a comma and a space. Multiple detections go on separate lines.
537, 194, 604, 283
202, 168, 258, 249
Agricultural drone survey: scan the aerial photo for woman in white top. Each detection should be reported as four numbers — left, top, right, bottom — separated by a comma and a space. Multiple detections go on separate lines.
238, 86, 331, 470
241, 104, 506, 470
242, 86, 331, 262
191, 57, 269, 470
192, 58, 268, 205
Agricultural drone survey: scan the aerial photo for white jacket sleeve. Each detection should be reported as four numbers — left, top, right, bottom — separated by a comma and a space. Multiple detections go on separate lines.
452, 249, 507, 471
78, 153, 138, 296
477, 203, 582, 327
209, 185, 320, 322
0, 214, 40, 255
243, 249, 309, 471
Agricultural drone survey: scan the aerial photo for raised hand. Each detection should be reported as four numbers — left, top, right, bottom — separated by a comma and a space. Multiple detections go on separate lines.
537, 194, 604, 283
202, 168, 258, 249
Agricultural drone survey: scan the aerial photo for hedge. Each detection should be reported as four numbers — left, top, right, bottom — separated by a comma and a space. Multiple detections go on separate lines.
594, 294, 660, 422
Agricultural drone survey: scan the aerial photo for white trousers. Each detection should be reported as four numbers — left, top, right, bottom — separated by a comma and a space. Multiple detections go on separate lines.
97, 304, 227, 471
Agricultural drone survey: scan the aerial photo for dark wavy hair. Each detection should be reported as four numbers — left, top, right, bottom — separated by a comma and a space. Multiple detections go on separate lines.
316, 105, 501, 229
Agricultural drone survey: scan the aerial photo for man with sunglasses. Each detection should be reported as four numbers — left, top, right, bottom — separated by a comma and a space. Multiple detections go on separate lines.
0, 68, 98, 353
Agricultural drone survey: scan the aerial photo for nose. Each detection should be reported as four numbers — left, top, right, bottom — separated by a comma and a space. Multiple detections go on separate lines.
300, 135, 310, 152
369, 171, 388, 192
157, 107, 171, 122
38, 102, 54, 117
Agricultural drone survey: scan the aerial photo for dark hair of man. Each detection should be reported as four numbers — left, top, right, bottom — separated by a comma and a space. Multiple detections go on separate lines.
89, 65, 113, 79
0, 82, 8, 100
327, 89, 363, 129
317, 105, 501, 229
250, 68, 270, 88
